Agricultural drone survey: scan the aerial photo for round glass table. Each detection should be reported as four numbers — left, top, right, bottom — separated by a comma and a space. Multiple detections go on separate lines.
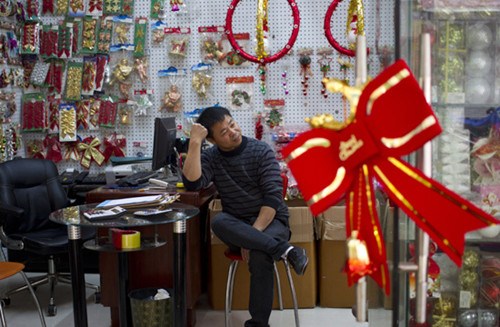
50, 202, 199, 327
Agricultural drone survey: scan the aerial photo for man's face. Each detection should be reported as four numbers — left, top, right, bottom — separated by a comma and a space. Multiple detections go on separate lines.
208, 115, 242, 151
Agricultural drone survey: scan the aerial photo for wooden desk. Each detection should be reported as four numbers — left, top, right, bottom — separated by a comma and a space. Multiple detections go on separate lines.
86, 184, 217, 327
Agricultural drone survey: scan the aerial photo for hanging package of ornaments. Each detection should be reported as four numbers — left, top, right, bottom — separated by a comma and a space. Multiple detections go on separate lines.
226, 76, 253, 111
134, 17, 148, 58
21, 93, 46, 133
82, 56, 98, 96
198, 25, 225, 65
191, 62, 213, 100
98, 95, 119, 128
158, 66, 186, 112
0, 92, 16, 123
76, 100, 90, 130
107, 48, 135, 99
150, 0, 165, 19
117, 100, 134, 126
220, 32, 250, 68
63, 59, 83, 102
165, 27, 191, 58
58, 103, 77, 142
133, 89, 153, 116
88, 97, 101, 130
263, 99, 284, 129
169, 0, 188, 13
151, 20, 167, 46
0, 124, 20, 163
134, 56, 149, 86
112, 16, 134, 46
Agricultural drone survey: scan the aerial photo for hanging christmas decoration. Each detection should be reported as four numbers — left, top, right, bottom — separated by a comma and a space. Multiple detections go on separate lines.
226, 0, 300, 95
298, 48, 312, 96
317, 47, 333, 98
324, 0, 369, 57
282, 60, 498, 294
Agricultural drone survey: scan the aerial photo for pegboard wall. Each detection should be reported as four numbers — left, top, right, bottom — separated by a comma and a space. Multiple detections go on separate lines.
7, 0, 395, 174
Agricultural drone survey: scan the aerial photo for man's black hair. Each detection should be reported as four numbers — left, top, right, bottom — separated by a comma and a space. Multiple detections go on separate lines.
196, 106, 232, 139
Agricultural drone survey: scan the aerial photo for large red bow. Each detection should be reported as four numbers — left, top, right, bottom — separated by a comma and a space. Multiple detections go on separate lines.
282, 60, 498, 294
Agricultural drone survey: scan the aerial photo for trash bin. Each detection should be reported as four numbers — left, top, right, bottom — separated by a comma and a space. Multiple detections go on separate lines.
129, 288, 172, 327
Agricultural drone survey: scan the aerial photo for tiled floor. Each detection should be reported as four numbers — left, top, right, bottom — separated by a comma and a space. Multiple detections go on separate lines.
0, 273, 392, 326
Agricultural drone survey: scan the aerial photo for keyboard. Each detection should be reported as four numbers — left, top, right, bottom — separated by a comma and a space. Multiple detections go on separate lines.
116, 171, 158, 187
81, 174, 107, 185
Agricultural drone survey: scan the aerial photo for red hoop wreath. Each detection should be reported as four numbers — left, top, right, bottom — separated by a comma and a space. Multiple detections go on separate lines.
225, 0, 300, 64
324, 0, 370, 57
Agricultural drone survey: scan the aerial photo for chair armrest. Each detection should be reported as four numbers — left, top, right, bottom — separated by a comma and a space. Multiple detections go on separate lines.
0, 203, 25, 250
0, 202, 24, 217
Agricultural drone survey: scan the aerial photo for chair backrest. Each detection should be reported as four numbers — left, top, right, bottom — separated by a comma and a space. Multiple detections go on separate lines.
0, 159, 69, 234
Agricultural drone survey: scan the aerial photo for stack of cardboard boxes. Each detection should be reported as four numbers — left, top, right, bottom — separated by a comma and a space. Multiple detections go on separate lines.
208, 200, 317, 309
207, 200, 383, 310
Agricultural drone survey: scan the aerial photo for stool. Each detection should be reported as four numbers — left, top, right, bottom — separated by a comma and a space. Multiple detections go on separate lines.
224, 249, 299, 327
0, 262, 46, 327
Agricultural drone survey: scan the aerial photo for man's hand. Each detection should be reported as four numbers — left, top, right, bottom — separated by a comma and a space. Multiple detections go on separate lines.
183, 123, 207, 182
241, 248, 250, 263
190, 123, 208, 144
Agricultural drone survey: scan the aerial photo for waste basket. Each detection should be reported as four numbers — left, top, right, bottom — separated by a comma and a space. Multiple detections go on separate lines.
129, 288, 172, 327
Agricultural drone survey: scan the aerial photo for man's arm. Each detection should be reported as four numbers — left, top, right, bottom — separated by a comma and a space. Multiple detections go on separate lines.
182, 123, 207, 182
252, 206, 276, 232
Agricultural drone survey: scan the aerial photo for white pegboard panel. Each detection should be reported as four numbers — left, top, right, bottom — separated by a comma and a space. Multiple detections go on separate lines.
12, 0, 394, 174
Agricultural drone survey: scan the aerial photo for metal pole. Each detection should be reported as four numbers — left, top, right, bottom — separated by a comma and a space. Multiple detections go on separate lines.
173, 220, 187, 327
355, 34, 368, 323
68, 225, 88, 327
414, 33, 432, 325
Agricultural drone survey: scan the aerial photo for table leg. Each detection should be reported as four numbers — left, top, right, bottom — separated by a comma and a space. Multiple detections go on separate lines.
118, 252, 129, 327
174, 220, 186, 327
68, 225, 88, 327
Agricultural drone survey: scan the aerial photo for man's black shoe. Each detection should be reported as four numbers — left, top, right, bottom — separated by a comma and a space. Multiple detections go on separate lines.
286, 247, 309, 275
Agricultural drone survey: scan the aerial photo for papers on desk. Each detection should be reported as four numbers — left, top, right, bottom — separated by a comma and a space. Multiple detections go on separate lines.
97, 194, 180, 209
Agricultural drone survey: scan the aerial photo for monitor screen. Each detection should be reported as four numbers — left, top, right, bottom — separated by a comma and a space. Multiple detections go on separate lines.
152, 117, 177, 171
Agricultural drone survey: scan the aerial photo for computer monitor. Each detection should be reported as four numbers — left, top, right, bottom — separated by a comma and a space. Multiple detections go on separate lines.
152, 117, 177, 172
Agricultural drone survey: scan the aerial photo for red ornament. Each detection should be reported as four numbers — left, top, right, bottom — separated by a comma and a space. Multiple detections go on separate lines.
225, 0, 300, 64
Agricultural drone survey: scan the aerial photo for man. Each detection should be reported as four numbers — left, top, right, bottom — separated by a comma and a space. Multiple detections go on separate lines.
182, 106, 308, 327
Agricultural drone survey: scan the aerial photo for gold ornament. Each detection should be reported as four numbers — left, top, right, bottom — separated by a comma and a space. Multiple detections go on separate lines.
109, 58, 133, 86
162, 85, 182, 112
192, 72, 212, 98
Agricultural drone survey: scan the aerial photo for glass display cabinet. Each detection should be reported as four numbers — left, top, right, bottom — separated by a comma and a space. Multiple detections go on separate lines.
397, 1, 500, 326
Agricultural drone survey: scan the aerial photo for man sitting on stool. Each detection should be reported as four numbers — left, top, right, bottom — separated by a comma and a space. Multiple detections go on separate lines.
182, 106, 308, 327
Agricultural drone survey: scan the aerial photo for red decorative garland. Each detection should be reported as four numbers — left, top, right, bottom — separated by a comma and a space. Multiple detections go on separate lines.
324, 0, 370, 57
225, 0, 300, 64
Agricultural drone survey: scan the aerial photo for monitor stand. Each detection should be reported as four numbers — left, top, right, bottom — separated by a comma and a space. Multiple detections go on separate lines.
160, 165, 181, 183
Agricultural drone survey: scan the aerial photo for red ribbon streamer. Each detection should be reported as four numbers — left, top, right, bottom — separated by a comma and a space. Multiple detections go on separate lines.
282, 60, 498, 294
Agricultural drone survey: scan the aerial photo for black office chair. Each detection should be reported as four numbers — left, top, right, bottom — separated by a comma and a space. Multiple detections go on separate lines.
0, 158, 100, 316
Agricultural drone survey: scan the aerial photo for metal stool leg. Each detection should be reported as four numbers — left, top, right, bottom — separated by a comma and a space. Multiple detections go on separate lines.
273, 262, 283, 310
283, 258, 300, 327
0, 300, 6, 327
19, 272, 46, 327
225, 260, 239, 327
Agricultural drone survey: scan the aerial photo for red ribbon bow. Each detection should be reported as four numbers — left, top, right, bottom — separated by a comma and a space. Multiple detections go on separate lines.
103, 132, 126, 162
282, 60, 497, 294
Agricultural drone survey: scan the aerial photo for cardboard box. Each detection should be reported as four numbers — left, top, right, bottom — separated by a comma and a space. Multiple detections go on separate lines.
208, 200, 317, 310
316, 206, 382, 308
